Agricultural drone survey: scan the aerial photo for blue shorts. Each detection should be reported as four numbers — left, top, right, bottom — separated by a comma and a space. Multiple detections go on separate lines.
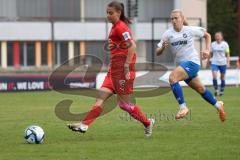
179, 61, 200, 84
211, 64, 226, 74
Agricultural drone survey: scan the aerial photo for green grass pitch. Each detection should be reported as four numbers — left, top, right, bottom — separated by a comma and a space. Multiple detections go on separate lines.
0, 87, 239, 160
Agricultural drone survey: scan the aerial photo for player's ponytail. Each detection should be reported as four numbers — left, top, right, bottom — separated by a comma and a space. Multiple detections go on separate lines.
183, 16, 188, 26
171, 9, 188, 26
108, 1, 132, 25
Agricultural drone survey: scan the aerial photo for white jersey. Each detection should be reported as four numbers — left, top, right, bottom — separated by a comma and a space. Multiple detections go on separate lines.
157, 26, 206, 65
211, 41, 229, 65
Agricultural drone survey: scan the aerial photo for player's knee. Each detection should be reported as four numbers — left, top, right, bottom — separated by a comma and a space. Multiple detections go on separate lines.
220, 74, 225, 80
212, 72, 218, 80
95, 98, 104, 107
169, 73, 178, 84
118, 102, 133, 113
196, 86, 206, 94
213, 75, 217, 80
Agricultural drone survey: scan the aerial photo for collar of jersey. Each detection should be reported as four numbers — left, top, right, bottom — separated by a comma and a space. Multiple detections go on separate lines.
113, 20, 121, 27
173, 26, 184, 33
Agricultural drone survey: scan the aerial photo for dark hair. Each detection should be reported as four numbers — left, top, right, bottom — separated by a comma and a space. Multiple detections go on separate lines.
215, 31, 224, 40
108, 1, 131, 25
215, 31, 223, 37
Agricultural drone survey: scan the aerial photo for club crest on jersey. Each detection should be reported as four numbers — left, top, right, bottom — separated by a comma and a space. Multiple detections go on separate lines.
183, 33, 187, 38
119, 80, 126, 88
122, 32, 131, 40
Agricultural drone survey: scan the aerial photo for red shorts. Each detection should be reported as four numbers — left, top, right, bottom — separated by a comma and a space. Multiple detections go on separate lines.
101, 72, 135, 95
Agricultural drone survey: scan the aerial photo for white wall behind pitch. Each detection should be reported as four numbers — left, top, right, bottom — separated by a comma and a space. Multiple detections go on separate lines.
0, 22, 51, 41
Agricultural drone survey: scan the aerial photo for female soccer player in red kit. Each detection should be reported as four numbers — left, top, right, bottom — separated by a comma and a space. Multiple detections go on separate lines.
68, 1, 154, 137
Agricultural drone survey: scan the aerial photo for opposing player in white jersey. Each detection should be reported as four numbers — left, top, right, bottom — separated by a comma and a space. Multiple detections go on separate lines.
156, 9, 225, 122
210, 32, 230, 96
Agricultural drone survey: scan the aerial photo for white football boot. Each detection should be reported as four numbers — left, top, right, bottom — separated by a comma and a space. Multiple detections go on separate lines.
67, 122, 89, 133
144, 118, 155, 137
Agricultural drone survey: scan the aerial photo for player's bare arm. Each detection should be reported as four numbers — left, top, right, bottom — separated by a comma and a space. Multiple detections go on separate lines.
201, 32, 211, 60
156, 41, 169, 56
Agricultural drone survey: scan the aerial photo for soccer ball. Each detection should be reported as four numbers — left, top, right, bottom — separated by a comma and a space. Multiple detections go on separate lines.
24, 125, 45, 144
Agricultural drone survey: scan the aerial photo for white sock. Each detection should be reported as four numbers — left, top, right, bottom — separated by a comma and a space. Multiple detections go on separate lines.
179, 103, 187, 109
214, 101, 221, 109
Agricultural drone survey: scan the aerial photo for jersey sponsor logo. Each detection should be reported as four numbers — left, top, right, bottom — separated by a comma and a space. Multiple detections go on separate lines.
213, 49, 224, 53
122, 32, 131, 40
103, 40, 133, 52
171, 40, 188, 46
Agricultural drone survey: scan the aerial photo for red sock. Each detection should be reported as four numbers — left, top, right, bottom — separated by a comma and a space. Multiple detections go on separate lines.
130, 105, 150, 127
83, 105, 102, 126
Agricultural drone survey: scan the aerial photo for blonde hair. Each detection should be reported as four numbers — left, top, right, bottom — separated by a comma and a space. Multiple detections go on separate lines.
171, 9, 188, 26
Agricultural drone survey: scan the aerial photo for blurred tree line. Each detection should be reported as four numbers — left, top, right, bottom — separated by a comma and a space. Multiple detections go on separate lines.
207, 0, 237, 56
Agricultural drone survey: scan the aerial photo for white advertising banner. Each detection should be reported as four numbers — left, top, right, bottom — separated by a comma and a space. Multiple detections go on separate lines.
96, 69, 240, 89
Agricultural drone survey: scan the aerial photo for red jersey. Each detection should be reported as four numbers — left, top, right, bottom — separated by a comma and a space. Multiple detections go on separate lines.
108, 20, 136, 78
